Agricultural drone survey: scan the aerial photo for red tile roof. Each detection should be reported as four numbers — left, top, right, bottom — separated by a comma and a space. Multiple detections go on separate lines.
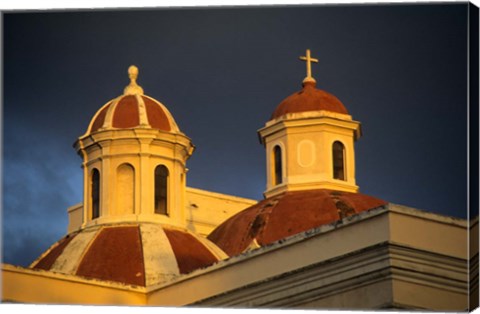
208, 189, 387, 257
164, 229, 219, 274
31, 233, 77, 271
111, 95, 140, 129
76, 226, 146, 286
90, 102, 110, 133
143, 96, 172, 131
31, 224, 224, 286
89, 95, 172, 133
271, 81, 348, 120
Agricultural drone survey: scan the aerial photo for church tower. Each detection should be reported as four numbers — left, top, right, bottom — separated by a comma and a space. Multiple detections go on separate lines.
258, 50, 362, 198
29, 66, 226, 288
209, 51, 385, 256
74, 66, 195, 228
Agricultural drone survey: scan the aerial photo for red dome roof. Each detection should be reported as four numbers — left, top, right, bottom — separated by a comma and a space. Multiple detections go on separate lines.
84, 66, 180, 136
88, 94, 178, 134
31, 223, 226, 287
271, 81, 348, 120
208, 189, 387, 257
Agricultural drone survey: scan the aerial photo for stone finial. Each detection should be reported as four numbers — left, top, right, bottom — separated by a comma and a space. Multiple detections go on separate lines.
124, 65, 144, 95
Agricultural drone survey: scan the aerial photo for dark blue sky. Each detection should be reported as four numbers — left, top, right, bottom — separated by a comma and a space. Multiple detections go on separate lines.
2, 3, 472, 266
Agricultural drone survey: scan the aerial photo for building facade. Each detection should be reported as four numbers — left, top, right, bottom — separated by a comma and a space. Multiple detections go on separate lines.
2, 52, 477, 310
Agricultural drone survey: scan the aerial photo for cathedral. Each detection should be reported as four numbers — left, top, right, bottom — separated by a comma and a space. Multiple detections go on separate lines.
1, 50, 477, 311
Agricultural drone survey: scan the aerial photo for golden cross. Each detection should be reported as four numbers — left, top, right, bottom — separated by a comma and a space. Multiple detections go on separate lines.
299, 49, 318, 80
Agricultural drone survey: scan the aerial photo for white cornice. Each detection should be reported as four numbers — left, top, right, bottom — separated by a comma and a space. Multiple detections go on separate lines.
258, 114, 361, 145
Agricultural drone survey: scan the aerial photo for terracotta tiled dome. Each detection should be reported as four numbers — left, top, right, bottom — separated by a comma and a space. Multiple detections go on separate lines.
271, 81, 348, 120
85, 65, 180, 135
30, 223, 227, 287
88, 95, 179, 134
208, 189, 387, 257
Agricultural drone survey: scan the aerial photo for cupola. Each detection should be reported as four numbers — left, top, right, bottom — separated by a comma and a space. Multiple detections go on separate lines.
258, 50, 362, 198
29, 66, 228, 287
87, 66, 179, 135
208, 50, 384, 258
74, 66, 195, 228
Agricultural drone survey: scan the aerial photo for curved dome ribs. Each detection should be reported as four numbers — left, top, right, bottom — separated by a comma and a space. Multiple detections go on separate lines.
89, 103, 110, 133
143, 95, 173, 131
208, 189, 387, 257
111, 95, 141, 129
30, 224, 225, 287
164, 229, 219, 274
75, 226, 146, 286
31, 233, 78, 271
84, 66, 178, 136
88, 95, 173, 134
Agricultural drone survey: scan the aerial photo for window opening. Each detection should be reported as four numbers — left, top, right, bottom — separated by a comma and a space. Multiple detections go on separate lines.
333, 141, 346, 180
91, 169, 100, 219
155, 165, 168, 215
273, 145, 283, 185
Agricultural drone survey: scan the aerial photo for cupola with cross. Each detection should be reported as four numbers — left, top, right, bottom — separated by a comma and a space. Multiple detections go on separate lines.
74, 66, 195, 228
258, 50, 362, 198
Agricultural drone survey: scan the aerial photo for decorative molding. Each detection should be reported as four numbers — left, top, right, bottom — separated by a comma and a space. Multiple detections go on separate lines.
195, 243, 468, 308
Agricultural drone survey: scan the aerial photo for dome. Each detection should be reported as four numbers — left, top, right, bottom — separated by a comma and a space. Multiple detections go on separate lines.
208, 189, 387, 257
88, 95, 180, 134
271, 81, 349, 120
85, 66, 180, 135
30, 223, 227, 287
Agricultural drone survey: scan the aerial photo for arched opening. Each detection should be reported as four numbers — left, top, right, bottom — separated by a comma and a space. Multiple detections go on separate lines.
154, 165, 169, 215
273, 145, 283, 185
91, 169, 100, 219
332, 141, 346, 180
116, 163, 135, 215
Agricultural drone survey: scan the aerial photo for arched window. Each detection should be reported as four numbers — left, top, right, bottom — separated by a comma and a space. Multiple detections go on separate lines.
91, 169, 100, 219
332, 141, 346, 181
154, 165, 168, 215
116, 163, 135, 215
273, 145, 283, 185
